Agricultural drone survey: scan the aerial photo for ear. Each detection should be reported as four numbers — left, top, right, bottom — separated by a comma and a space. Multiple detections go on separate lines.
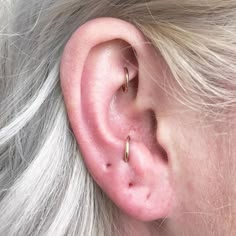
60, 17, 173, 221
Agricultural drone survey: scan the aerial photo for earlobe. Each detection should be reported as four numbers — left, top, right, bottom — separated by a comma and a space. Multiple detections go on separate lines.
60, 17, 174, 221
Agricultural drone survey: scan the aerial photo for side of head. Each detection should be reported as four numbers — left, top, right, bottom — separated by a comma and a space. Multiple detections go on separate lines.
0, 1, 236, 236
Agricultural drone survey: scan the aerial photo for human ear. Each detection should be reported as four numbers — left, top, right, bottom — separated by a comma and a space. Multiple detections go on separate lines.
60, 17, 173, 221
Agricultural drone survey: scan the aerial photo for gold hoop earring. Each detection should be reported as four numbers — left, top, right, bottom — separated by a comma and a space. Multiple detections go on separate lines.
124, 135, 131, 162
122, 67, 129, 93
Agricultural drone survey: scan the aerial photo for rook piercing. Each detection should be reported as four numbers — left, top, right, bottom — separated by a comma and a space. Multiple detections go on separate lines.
124, 135, 131, 162
122, 67, 129, 93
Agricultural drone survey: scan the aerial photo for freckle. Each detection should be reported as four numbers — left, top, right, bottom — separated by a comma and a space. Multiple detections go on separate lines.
146, 192, 151, 200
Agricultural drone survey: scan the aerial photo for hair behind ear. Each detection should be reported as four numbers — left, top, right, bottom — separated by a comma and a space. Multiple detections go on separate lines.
0, 0, 235, 235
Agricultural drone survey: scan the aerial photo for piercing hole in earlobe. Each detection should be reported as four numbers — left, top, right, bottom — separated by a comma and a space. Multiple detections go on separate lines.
128, 182, 133, 188
106, 163, 112, 168
146, 192, 151, 200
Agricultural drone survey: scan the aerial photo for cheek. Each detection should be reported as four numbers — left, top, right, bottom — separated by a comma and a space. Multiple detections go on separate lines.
169, 124, 231, 234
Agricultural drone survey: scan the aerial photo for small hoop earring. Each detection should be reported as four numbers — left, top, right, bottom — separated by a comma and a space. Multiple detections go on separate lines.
124, 135, 131, 162
122, 67, 129, 93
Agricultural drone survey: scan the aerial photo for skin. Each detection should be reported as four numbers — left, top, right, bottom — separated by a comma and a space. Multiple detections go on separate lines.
60, 17, 236, 236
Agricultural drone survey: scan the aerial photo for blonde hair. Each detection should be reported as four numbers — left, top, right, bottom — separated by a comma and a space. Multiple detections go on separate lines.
0, 0, 235, 235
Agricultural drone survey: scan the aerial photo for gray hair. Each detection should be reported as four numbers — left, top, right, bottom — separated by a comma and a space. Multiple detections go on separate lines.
1, 0, 236, 235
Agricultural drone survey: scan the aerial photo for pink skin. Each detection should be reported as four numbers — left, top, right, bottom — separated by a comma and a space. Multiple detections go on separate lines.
60, 17, 236, 235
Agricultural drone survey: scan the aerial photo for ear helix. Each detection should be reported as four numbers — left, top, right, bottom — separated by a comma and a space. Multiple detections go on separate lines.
122, 67, 131, 163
